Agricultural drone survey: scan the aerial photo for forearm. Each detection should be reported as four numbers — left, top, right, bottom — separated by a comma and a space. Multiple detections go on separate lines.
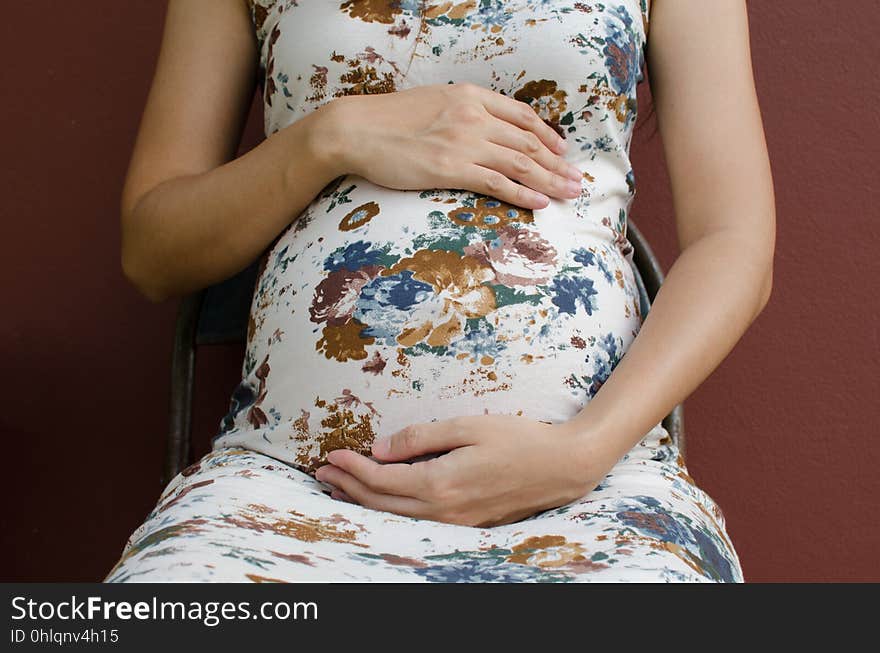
564, 226, 774, 468
121, 101, 347, 302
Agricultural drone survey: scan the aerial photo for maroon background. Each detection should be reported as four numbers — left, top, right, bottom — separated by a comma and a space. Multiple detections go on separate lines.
2, 3, 877, 582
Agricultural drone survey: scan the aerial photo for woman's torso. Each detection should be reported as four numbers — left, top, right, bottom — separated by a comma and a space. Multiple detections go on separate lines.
214, 0, 653, 473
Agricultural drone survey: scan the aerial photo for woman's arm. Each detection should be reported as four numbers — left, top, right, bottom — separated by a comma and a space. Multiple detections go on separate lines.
121, 0, 345, 302
561, 0, 776, 466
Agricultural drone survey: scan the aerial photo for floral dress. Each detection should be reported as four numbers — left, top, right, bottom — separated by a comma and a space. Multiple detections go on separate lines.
106, 0, 744, 583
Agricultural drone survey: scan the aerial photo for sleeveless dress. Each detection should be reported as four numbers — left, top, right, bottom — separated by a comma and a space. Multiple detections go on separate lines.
105, 0, 744, 583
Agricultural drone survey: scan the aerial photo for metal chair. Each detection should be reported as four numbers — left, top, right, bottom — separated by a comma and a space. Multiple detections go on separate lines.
163, 218, 684, 487
163, 258, 260, 488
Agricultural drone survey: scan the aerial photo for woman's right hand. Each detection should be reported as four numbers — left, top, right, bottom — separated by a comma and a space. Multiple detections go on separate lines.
318, 82, 584, 210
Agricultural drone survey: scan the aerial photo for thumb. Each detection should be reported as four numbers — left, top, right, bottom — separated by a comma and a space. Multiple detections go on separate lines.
372, 418, 474, 462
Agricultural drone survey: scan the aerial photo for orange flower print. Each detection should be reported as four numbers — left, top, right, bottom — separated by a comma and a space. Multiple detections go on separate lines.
316, 317, 375, 362
350, 248, 497, 349
514, 79, 569, 136
447, 197, 535, 230
338, 201, 380, 231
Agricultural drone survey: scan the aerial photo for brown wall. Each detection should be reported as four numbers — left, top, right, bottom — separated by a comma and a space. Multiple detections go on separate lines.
2, 2, 877, 582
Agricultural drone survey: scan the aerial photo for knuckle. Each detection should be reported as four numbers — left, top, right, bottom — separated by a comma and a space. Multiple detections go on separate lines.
366, 471, 390, 493
512, 151, 532, 174
451, 416, 473, 440
456, 81, 480, 98
341, 484, 361, 502
400, 425, 420, 452
451, 101, 484, 125
524, 132, 542, 154
558, 172, 577, 192
554, 155, 569, 174
447, 415, 467, 433
483, 170, 506, 194
519, 102, 538, 125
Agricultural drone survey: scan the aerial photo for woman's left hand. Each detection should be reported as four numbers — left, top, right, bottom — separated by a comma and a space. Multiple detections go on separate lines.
314, 414, 615, 527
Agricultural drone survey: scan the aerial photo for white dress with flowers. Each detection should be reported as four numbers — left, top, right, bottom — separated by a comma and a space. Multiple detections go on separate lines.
105, 0, 744, 583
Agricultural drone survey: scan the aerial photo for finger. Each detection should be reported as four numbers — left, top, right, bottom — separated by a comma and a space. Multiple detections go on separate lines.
372, 418, 475, 462
317, 464, 429, 518
484, 115, 583, 182
460, 162, 552, 210
475, 140, 583, 201
475, 84, 569, 155
330, 489, 357, 504
324, 449, 427, 496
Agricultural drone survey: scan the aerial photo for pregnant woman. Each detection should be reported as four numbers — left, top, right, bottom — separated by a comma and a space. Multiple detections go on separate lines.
108, 0, 774, 582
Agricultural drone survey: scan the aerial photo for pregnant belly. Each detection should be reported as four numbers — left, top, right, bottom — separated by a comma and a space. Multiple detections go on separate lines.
214, 174, 644, 474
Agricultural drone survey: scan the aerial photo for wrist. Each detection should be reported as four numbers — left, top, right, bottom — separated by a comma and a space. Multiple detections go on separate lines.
302, 97, 356, 180
554, 416, 620, 483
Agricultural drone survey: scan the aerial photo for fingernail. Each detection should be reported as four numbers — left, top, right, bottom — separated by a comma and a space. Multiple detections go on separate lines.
533, 192, 550, 207
566, 180, 582, 194
557, 136, 568, 152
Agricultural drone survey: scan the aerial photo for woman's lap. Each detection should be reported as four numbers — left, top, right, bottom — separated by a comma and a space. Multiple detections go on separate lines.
104, 427, 743, 583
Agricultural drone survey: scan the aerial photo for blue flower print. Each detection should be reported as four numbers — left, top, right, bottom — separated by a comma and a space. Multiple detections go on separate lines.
550, 274, 599, 316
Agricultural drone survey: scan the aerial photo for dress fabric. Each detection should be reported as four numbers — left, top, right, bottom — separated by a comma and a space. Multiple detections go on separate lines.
106, 0, 744, 582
